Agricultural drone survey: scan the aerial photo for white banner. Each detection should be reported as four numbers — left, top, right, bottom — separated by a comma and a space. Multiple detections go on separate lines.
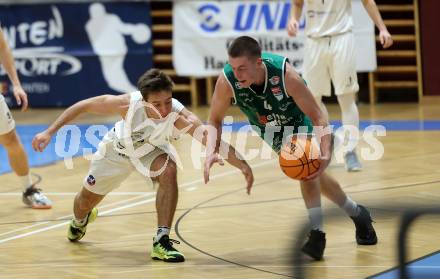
173, 0, 376, 77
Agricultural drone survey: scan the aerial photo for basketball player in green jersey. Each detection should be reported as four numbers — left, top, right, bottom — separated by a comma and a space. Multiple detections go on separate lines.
204, 36, 377, 260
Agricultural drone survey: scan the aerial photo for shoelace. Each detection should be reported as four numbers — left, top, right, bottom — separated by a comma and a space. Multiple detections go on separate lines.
23, 186, 43, 196
160, 238, 181, 251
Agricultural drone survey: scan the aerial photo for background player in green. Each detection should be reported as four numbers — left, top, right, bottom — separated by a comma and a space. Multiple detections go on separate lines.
204, 36, 377, 260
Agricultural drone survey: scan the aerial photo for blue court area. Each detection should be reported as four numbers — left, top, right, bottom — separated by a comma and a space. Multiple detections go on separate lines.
0, 123, 112, 174
369, 250, 440, 279
1, 120, 440, 174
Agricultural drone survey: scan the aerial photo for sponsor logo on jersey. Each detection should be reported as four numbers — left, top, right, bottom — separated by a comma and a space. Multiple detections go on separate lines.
279, 102, 291, 112
271, 86, 283, 101
86, 175, 96, 186
269, 76, 280, 85
235, 82, 242, 89
257, 113, 268, 125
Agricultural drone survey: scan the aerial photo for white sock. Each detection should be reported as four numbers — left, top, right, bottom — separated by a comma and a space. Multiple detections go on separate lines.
19, 174, 33, 191
342, 197, 360, 217
73, 216, 87, 227
156, 226, 170, 241
337, 93, 360, 151
307, 207, 323, 231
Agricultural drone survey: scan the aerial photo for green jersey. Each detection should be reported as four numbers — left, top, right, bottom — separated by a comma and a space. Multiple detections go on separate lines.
223, 52, 313, 153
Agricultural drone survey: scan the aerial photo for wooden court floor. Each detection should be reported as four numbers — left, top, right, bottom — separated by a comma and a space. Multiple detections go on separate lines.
0, 102, 440, 279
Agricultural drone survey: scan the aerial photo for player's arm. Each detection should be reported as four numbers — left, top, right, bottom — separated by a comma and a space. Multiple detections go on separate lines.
284, 63, 332, 179
0, 27, 28, 111
206, 75, 254, 193
208, 74, 233, 154
208, 74, 253, 192
287, 0, 304, 37
361, 0, 393, 48
178, 107, 200, 124
32, 94, 129, 152
174, 104, 254, 194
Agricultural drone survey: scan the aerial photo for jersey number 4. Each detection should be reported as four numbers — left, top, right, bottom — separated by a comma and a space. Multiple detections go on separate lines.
264, 100, 272, 110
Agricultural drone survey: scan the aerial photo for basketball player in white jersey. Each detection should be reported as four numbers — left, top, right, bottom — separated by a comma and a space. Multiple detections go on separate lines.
287, 0, 393, 171
0, 27, 52, 208
32, 68, 253, 262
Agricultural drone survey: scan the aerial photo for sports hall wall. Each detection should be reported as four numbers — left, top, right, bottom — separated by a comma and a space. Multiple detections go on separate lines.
419, 0, 440, 96
0, 0, 436, 107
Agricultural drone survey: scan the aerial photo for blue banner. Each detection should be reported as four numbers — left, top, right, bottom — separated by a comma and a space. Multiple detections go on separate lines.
0, 2, 153, 107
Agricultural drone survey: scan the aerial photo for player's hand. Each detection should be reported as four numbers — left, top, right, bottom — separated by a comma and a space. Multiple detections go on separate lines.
12, 85, 28, 111
379, 30, 393, 49
32, 131, 52, 152
204, 153, 224, 184
241, 163, 254, 195
287, 18, 299, 37
303, 134, 332, 181
303, 153, 331, 181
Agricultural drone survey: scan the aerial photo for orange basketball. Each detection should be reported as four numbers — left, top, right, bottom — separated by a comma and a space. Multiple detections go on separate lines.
279, 136, 321, 180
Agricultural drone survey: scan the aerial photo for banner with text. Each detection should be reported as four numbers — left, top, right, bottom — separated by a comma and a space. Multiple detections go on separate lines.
173, 0, 376, 77
0, 2, 152, 107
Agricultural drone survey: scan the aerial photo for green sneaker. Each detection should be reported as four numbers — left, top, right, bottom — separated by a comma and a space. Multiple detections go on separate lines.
67, 207, 98, 242
151, 235, 185, 262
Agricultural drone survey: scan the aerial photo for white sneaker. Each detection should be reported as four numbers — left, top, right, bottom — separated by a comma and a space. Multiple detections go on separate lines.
22, 186, 52, 209
344, 151, 362, 172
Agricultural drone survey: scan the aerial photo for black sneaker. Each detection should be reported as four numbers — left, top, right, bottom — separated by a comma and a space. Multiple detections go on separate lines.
302, 229, 326, 260
151, 235, 185, 262
350, 205, 378, 245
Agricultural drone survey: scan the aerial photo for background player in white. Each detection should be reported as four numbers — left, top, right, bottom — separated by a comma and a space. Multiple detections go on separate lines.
85, 3, 151, 93
287, 0, 393, 171
32, 68, 253, 262
0, 27, 52, 209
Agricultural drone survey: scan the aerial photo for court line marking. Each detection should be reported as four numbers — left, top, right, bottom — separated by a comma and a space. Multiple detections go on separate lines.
0, 264, 417, 268
0, 193, 155, 238
107, 265, 440, 274
0, 159, 276, 244
0, 192, 154, 196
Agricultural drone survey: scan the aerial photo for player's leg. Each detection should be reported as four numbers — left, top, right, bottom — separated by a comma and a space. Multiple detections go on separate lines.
68, 187, 102, 242
68, 135, 131, 242
299, 178, 326, 260
330, 32, 362, 171
318, 172, 377, 245
148, 151, 184, 262
303, 38, 343, 156
303, 37, 332, 101
0, 97, 51, 208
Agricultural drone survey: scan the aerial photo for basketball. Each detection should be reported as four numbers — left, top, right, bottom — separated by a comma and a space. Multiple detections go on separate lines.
279, 136, 321, 180
132, 24, 151, 44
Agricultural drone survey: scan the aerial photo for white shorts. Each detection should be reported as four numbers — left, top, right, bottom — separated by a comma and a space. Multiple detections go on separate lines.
0, 95, 15, 135
83, 130, 166, 195
303, 32, 359, 97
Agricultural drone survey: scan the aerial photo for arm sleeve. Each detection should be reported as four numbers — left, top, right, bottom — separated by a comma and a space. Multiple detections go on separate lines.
172, 98, 185, 113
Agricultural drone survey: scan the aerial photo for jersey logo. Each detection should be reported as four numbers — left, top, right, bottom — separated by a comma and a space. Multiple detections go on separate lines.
279, 102, 291, 112
86, 175, 96, 186
271, 86, 283, 101
234, 82, 242, 89
269, 76, 280, 85
257, 113, 268, 125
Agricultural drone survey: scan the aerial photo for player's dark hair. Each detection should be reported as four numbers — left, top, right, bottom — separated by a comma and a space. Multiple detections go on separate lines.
137, 68, 174, 99
227, 36, 262, 59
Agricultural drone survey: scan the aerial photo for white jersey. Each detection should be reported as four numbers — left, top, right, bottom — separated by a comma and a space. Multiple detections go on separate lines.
305, 0, 353, 38
112, 91, 184, 158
